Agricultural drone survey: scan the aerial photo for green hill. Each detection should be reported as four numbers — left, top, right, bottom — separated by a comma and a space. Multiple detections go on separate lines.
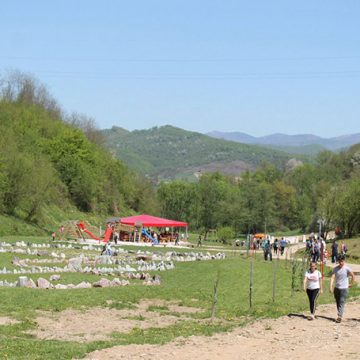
0, 76, 156, 235
103, 125, 304, 181
263, 143, 326, 156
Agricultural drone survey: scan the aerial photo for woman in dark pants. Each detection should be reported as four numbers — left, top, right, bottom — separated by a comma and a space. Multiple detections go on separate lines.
303, 262, 323, 320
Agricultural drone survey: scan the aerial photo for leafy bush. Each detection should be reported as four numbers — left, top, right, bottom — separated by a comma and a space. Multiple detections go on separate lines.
217, 226, 235, 244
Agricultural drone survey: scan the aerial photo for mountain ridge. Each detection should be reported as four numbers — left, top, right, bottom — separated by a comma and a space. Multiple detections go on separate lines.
207, 131, 360, 150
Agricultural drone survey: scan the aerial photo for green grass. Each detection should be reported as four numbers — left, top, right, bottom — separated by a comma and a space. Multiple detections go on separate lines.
1, 256, 357, 317
0, 235, 51, 244
0, 215, 46, 237
109, 320, 237, 344
0, 242, 359, 359
0, 204, 109, 239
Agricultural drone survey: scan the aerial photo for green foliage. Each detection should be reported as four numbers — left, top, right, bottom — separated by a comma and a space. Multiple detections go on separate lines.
156, 151, 360, 238
217, 226, 235, 244
197, 173, 230, 232
0, 74, 156, 234
103, 125, 294, 181
330, 176, 360, 237
157, 180, 195, 222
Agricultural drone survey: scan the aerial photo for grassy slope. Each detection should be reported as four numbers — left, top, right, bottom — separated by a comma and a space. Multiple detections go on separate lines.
0, 205, 106, 237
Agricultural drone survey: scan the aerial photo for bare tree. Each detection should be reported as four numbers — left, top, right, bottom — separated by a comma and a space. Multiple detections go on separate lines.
0, 70, 63, 119
66, 112, 104, 145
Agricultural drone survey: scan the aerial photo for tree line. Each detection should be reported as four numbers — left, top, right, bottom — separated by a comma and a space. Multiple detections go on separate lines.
1, 71, 360, 239
158, 146, 360, 240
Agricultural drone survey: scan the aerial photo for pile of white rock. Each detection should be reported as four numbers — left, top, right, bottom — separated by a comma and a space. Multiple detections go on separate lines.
144, 251, 226, 262
137, 260, 175, 271
1, 275, 130, 289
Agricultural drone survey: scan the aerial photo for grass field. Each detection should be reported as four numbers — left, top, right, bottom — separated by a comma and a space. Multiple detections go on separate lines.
0, 237, 359, 359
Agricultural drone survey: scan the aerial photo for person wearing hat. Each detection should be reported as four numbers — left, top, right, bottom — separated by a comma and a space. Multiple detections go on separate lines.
330, 254, 355, 323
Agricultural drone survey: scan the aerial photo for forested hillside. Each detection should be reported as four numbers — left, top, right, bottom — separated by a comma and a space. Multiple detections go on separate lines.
103, 125, 302, 181
156, 147, 360, 239
0, 73, 156, 235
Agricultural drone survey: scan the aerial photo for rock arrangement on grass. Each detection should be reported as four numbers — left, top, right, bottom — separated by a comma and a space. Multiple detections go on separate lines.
0, 272, 161, 289
1, 242, 226, 261
1, 252, 225, 276
2, 255, 176, 275
0, 276, 129, 289
1, 245, 226, 278
0, 241, 225, 290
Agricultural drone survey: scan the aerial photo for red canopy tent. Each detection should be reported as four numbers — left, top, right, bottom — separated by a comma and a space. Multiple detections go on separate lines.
120, 214, 188, 227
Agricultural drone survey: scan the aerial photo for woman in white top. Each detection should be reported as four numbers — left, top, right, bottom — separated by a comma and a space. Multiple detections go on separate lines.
303, 262, 323, 320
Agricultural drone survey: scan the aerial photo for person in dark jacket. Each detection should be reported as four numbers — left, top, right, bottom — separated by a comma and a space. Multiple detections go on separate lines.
331, 240, 338, 263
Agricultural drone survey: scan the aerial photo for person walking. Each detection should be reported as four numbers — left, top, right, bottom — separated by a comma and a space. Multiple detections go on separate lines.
303, 262, 323, 320
175, 233, 179, 246
312, 239, 321, 262
280, 237, 286, 255
273, 238, 279, 255
331, 240, 338, 263
262, 239, 272, 261
340, 242, 348, 258
330, 254, 355, 323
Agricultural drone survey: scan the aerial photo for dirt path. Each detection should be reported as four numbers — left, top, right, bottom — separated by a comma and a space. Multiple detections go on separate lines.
85, 299, 360, 360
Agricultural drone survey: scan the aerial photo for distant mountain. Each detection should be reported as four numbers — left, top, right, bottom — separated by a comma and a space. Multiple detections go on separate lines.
207, 131, 258, 144
102, 125, 301, 182
207, 131, 360, 151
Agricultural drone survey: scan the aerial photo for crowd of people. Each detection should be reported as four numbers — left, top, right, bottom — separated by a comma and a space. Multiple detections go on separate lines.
305, 234, 327, 262
254, 236, 288, 261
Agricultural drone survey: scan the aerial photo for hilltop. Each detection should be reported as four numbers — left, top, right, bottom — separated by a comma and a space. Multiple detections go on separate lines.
102, 125, 303, 181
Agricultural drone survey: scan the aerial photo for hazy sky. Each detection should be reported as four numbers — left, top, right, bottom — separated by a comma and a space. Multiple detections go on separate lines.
1, 1, 359, 137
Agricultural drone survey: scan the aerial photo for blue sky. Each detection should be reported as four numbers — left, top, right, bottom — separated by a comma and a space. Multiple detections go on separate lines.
1, 1, 359, 137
